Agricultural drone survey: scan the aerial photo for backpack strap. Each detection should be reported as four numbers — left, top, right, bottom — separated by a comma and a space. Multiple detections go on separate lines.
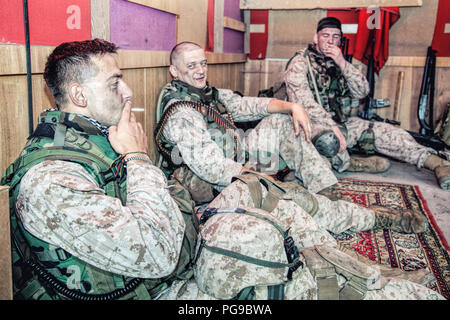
4, 146, 115, 194
231, 171, 286, 213
197, 208, 303, 282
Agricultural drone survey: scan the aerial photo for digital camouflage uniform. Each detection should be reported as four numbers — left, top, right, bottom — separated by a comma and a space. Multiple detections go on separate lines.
158, 202, 444, 300
158, 80, 338, 194
284, 44, 436, 172
2, 111, 196, 299
156, 80, 380, 234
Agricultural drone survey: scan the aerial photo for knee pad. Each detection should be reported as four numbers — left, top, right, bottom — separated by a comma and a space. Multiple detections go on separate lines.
313, 130, 340, 158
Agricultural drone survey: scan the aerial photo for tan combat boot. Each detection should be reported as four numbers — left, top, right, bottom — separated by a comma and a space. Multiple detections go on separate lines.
317, 184, 342, 200
346, 155, 391, 173
423, 154, 450, 190
371, 205, 428, 233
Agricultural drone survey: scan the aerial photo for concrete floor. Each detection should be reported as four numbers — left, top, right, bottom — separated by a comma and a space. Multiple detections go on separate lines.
335, 159, 450, 244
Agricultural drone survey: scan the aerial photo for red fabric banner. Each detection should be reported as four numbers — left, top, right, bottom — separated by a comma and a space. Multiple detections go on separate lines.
249, 10, 269, 60
327, 9, 359, 56
431, 0, 450, 57
353, 7, 400, 73
206, 0, 215, 52
0, 0, 91, 46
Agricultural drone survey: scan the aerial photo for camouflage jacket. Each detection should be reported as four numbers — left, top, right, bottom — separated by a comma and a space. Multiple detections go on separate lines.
159, 81, 273, 188
13, 111, 186, 280
284, 44, 369, 131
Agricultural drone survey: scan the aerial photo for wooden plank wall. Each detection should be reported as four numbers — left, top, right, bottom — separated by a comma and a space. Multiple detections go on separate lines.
242, 0, 450, 133
0, 185, 12, 300
0, 1, 245, 300
0, 0, 246, 174
240, 0, 423, 10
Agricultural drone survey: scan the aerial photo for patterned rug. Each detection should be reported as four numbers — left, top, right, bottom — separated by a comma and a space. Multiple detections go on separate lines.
332, 178, 450, 299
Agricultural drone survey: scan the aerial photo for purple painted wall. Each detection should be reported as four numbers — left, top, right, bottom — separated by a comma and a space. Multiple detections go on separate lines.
223, 0, 244, 53
110, 0, 176, 51
223, 29, 244, 53
224, 0, 243, 21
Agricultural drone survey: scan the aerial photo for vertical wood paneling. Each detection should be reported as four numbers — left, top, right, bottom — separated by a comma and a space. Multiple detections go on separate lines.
214, 0, 224, 53
123, 68, 147, 125
177, 0, 208, 46
144, 67, 171, 164
31, 75, 55, 127
0, 76, 30, 173
91, 0, 110, 41
0, 186, 12, 300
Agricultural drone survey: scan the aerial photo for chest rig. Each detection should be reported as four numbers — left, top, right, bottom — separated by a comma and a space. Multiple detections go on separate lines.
304, 44, 352, 125
155, 80, 240, 178
1, 111, 192, 300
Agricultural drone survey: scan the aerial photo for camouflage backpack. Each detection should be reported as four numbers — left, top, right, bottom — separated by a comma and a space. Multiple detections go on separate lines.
192, 172, 387, 300
193, 207, 303, 300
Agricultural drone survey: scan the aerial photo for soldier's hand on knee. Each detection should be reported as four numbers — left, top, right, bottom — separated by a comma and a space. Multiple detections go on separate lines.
109, 101, 148, 155
332, 125, 347, 152
291, 103, 312, 142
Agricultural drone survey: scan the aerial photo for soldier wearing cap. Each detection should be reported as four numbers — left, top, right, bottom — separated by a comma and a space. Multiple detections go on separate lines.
284, 17, 450, 190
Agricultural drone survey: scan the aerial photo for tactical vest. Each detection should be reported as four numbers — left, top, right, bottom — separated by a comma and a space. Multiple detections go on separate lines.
1, 110, 194, 300
155, 80, 239, 179
303, 44, 352, 125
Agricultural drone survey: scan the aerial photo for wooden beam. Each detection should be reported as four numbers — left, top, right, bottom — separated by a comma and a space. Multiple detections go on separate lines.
240, 0, 422, 10
0, 45, 247, 75
214, 0, 224, 53
177, 0, 208, 46
385, 56, 450, 68
243, 10, 250, 54
224, 16, 246, 32
206, 52, 247, 64
127, 0, 179, 15
117, 50, 170, 69
0, 186, 12, 300
91, 0, 110, 41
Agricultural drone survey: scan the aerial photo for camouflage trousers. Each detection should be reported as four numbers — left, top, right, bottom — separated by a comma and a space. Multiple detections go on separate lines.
314, 117, 436, 172
160, 273, 444, 300
159, 189, 443, 300
211, 179, 375, 235
244, 113, 338, 193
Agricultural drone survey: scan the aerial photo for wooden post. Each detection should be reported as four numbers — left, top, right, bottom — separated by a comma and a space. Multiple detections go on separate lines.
393, 71, 405, 123
0, 186, 12, 300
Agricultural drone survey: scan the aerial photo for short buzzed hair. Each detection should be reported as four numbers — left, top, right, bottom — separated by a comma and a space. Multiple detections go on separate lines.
44, 38, 118, 109
169, 42, 202, 65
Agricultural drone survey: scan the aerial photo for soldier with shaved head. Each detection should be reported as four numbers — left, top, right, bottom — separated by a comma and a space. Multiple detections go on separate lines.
155, 41, 429, 238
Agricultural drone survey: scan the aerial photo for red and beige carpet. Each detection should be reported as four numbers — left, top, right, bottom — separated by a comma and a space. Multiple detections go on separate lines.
333, 178, 449, 299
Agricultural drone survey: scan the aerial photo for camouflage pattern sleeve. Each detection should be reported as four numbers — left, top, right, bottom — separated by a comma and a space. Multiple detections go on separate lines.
162, 106, 243, 186
15, 160, 186, 279
284, 52, 337, 129
218, 88, 272, 122
342, 62, 370, 99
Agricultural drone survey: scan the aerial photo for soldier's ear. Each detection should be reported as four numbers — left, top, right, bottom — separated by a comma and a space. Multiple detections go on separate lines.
313, 33, 318, 44
169, 65, 179, 79
68, 83, 88, 108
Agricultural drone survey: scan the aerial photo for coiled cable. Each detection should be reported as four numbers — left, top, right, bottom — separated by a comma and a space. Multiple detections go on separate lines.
12, 228, 143, 300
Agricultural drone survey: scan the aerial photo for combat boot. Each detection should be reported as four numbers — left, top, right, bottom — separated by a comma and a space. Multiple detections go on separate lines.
423, 154, 450, 190
371, 205, 428, 233
316, 184, 342, 200
346, 155, 391, 173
